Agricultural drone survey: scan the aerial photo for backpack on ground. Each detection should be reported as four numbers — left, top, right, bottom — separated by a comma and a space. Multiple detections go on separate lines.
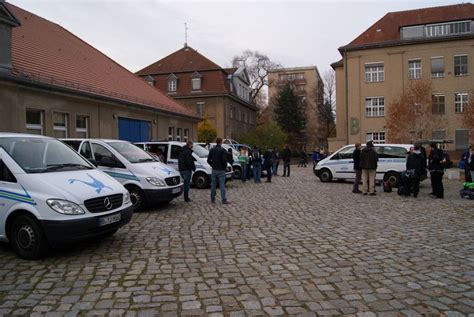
460, 182, 474, 200
383, 180, 392, 193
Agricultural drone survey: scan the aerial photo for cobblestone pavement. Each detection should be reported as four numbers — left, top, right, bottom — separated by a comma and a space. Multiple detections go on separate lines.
0, 167, 473, 316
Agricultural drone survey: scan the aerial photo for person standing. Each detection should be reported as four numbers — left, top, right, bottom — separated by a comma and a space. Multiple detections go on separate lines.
263, 149, 273, 183
461, 145, 474, 182
272, 148, 280, 176
282, 144, 292, 177
251, 146, 262, 183
428, 142, 445, 199
312, 149, 320, 169
207, 138, 229, 204
359, 140, 378, 196
406, 144, 425, 198
178, 141, 196, 202
238, 147, 249, 182
352, 143, 362, 193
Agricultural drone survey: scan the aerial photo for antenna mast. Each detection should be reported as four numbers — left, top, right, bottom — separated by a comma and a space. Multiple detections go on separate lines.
184, 22, 188, 47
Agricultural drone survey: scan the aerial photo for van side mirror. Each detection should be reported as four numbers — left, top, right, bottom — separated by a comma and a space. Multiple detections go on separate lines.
100, 156, 119, 168
89, 159, 99, 167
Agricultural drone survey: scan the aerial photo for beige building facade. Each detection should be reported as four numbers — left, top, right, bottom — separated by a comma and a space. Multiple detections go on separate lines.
268, 66, 325, 150
330, 4, 474, 153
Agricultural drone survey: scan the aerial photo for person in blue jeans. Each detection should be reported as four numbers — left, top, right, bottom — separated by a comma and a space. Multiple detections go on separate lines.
251, 146, 262, 183
178, 141, 196, 202
207, 138, 229, 204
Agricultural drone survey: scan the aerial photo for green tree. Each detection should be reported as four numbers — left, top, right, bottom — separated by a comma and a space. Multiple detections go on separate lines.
197, 119, 217, 143
273, 84, 306, 137
238, 121, 287, 150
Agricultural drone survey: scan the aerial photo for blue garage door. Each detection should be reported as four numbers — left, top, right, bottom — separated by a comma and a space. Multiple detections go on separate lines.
118, 118, 151, 142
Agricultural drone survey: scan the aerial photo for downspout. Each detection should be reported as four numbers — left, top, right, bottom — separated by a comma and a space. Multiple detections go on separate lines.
343, 49, 349, 145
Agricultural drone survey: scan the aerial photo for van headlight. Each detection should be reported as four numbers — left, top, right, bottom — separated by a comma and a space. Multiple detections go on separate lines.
146, 177, 166, 187
47, 199, 85, 215
123, 192, 131, 204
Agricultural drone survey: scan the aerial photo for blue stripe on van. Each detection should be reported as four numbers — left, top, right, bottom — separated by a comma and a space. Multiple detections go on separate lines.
103, 171, 140, 181
0, 187, 36, 205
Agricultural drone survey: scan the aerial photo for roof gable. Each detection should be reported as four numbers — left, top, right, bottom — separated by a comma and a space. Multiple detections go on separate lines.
0, 1, 20, 27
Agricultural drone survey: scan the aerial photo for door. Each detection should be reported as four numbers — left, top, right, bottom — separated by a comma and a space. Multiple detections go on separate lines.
118, 118, 151, 142
0, 156, 24, 238
167, 145, 181, 170
331, 146, 355, 179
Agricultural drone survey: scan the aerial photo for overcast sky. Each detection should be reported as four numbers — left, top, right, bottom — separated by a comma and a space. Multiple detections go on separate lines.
10, 0, 463, 75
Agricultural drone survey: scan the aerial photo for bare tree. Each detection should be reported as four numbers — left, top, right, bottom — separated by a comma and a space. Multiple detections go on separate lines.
323, 69, 336, 111
461, 92, 474, 142
232, 50, 280, 108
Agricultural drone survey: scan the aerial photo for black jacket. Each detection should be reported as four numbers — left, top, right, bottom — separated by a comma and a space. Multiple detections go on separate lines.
251, 149, 262, 164
263, 150, 273, 168
207, 145, 228, 171
406, 152, 424, 176
282, 148, 292, 162
359, 146, 378, 169
178, 145, 196, 172
353, 148, 361, 170
428, 148, 445, 172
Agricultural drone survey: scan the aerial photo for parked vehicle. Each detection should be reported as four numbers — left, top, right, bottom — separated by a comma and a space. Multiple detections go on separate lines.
196, 143, 242, 179
62, 139, 183, 211
0, 133, 133, 259
314, 144, 417, 187
135, 141, 233, 189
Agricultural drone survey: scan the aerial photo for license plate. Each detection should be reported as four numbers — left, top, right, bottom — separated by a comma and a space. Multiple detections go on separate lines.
172, 187, 181, 194
99, 213, 121, 226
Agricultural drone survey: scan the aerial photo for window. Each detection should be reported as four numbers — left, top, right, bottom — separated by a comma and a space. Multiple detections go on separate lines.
431, 57, 444, 78
365, 97, 385, 117
296, 73, 304, 80
170, 145, 181, 159
454, 55, 468, 76
432, 130, 446, 148
332, 146, 355, 160
168, 79, 177, 92
455, 129, 469, 150
366, 132, 385, 144
230, 107, 235, 119
0, 160, 16, 183
408, 59, 422, 79
176, 128, 182, 142
192, 77, 201, 91
184, 129, 189, 142
91, 143, 114, 165
378, 146, 408, 158
168, 127, 174, 141
365, 63, 384, 82
278, 74, 287, 81
432, 94, 445, 114
80, 141, 93, 160
426, 20, 471, 37
455, 93, 468, 113
288, 74, 295, 81
197, 102, 204, 117
401, 25, 425, 39
53, 112, 68, 138
26, 109, 44, 135
76, 115, 89, 138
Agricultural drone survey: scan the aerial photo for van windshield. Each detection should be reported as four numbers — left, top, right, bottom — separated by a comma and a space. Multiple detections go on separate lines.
108, 142, 155, 164
192, 144, 209, 158
0, 137, 93, 173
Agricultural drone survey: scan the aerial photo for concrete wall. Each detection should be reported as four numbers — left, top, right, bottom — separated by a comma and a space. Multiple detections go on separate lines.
0, 80, 197, 140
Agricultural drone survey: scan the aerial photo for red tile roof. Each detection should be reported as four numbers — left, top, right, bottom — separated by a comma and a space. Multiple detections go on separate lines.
136, 46, 222, 75
5, 2, 198, 119
342, 3, 474, 50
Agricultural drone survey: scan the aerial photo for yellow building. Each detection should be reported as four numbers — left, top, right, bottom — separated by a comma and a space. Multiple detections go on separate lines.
268, 67, 325, 150
330, 3, 474, 152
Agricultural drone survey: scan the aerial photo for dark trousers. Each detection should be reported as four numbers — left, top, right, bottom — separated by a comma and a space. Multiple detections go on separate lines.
353, 169, 362, 191
430, 171, 444, 198
180, 170, 192, 200
283, 161, 290, 176
241, 163, 247, 182
465, 166, 472, 182
265, 164, 272, 182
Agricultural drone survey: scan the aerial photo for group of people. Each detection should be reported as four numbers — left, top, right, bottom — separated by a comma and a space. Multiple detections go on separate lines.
352, 141, 455, 199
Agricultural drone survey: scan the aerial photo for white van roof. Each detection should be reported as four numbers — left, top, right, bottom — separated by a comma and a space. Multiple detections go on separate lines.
0, 133, 53, 139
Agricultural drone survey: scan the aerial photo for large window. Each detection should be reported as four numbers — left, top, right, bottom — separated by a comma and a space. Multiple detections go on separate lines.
455, 93, 468, 113
432, 94, 445, 114
365, 63, 384, 83
53, 112, 68, 138
176, 128, 182, 142
408, 59, 422, 79
366, 132, 385, 144
26, 109, 44, 135
454, 55, 468, 76
168, 127, 174, 141
431, 57, 444, 78
197, 102, 204, 117
455, 129, 469, 150
168, 79, 177, 92
191, 73, 202, 91
426, 20, 471, 37
76, 115, 89, 138
365, 97, 385, 117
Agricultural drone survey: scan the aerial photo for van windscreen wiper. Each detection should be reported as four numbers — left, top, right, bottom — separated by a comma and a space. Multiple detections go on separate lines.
45, 163, 93, 172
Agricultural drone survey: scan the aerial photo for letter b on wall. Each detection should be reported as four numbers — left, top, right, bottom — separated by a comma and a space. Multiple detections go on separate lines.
350, 117, 359, 135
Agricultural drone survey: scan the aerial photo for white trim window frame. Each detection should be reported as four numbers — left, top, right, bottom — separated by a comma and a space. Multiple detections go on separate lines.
168, 79, 177, 92
366, 132, 386, 144
76, 115, 89, 138
365, 97, 385, 117
455, 92, 468, 113
432, 94, 445, 114
184, 129, 189, 142
196, 102, 204, 117
176, 128, 182, 142
364, 62, 384, 83
168, 127, 174, 141
430, 56, 444, 78
408, 59, 422, 79
26, 109, 44, 135
454, 54, 468, 76
53, 112, 68, 138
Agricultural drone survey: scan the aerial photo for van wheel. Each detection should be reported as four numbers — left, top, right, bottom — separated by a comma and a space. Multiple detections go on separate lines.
193, 172, 209, 189
384, 171, 401, 188
127, 186, 146, 211
233, 166, 242, 179
319, 168, 333, 182
10, 214, 49, 260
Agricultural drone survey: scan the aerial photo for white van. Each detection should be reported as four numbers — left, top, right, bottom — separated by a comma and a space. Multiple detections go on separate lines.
134, 141, 233, 189
62, 139, 183, 211
0, 133, 133, 260
314, 144, 414, 187
196, 143, 242, 179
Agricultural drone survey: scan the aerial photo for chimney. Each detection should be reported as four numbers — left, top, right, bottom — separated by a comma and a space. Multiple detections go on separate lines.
0, 1, 20, 72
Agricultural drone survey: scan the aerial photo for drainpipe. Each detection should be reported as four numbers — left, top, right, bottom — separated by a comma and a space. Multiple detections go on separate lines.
343, 49, 349, 145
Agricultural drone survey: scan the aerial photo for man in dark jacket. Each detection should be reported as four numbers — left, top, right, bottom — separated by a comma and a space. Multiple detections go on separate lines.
461, 145, 474, 182
406, 144, 425, 198
207, 138, 229, 204
352, 143, 362, 193
251, 146, 263, 183
359, 140, 378, 195
282, 144, 292, 177
263, 149, 273, 183
428, 142, 446, 199
178, 141, 196, 202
